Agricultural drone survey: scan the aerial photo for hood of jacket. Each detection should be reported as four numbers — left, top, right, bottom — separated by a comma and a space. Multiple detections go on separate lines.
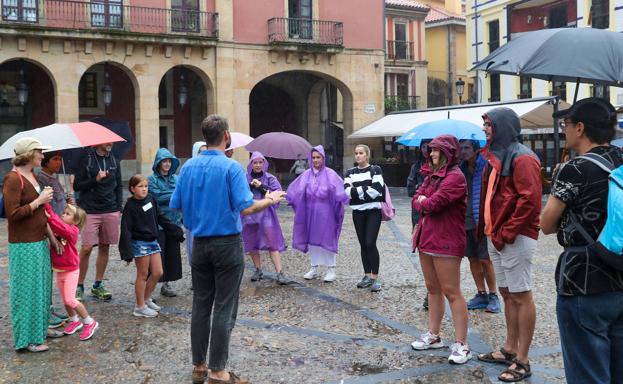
247, 151, 269, 174
481, 107, 537, 176
152, 148, 180, 175
191, 141, 207, 158
420, 134, 461, 178
308, 145, 326, 171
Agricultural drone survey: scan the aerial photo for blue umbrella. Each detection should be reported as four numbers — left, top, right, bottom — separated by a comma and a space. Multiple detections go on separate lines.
396, 119, 486, 147
612, 138, 623, 148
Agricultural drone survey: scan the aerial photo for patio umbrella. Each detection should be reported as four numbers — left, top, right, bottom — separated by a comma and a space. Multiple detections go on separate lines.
471, 28, 623, 101
245, 132, 312, 159
226, 132, 254, 151
0, 121, 125, 161
396, 119, 486, 147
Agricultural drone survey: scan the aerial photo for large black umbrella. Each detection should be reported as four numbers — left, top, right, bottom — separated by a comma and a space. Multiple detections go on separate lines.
472, 28, 623, 100
61, 118, 133, 174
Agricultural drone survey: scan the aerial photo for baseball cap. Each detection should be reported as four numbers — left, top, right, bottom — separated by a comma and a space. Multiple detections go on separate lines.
14, 137, 52, 156
552, 97, 616, 124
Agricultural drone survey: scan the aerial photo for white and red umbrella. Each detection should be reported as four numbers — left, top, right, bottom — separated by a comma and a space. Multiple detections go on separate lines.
0, 122, 125, 160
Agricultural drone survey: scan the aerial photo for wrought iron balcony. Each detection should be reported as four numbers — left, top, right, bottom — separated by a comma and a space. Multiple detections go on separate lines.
0, 0, 218, 38
386, 40, 414, 61
268, 17, 343, 47
384, 95, 419, 114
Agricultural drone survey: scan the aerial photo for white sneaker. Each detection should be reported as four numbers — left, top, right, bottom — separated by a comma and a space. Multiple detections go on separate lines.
448, 342, 472, 364
146, 298, 161, 312
323, 267, 336, 282
411, 331, 444, 350
133, 305, 158, 318
303, 266, 319, 280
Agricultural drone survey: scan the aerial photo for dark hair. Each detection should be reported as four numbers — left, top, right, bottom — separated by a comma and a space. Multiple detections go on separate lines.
460, 139, 480, 152
128, 174, 147, 194
201, 114, 229, 146
41, 151, 62, 168
560, 98, 617, 144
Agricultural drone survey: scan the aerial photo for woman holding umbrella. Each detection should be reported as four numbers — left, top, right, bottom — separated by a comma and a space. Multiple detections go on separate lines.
3, 137, 54, 352
286, 145, 349, 282
242, 152, 288, 285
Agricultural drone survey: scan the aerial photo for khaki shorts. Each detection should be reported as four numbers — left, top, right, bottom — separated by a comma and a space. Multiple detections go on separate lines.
487, 234, 536, 293
81, 212, 121, 246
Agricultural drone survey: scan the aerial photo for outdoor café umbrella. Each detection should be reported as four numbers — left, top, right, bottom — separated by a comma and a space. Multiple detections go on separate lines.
226, 132, 254, 151
245, 132, 312, 159
0, 121, 125, 161
471, 28, 623, 102
396, 119, 486, 147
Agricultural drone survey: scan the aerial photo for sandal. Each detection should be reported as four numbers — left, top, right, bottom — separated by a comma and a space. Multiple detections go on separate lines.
477, 347, 516, 365
498, 358, 532, 382
26, 344, 49, 353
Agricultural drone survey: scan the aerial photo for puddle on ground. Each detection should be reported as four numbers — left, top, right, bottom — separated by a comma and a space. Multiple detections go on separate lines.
350, 362, 388, 375
239, 286, 280, 299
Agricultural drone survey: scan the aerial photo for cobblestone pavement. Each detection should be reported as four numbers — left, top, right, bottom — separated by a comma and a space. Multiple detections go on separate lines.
0, 188, 566, 383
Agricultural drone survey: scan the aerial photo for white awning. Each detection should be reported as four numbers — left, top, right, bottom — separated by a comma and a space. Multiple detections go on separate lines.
349, 97, 571, 139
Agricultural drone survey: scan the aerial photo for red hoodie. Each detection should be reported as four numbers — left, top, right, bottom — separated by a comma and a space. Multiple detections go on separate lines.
412, 135, 467, 257
45, 204, 80, 272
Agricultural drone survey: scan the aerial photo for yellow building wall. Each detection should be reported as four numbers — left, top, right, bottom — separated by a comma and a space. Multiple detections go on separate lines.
426, 26, 449, 85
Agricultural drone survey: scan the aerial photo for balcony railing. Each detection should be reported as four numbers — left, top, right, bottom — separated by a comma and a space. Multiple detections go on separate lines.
386, 40, 414, 61
1, 0, 218, 38
268, 17, 343, 46
385, 95, 419, 114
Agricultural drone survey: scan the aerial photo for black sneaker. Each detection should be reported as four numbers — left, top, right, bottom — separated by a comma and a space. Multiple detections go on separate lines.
250, 268, 263, 282
356, 276, 373, 288
422, 295, 429, 310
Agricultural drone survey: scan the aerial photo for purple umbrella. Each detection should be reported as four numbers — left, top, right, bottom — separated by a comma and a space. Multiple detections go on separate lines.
245, 132, 312, 160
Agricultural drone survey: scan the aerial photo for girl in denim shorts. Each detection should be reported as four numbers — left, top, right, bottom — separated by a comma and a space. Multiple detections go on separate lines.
119, 175, 184, 318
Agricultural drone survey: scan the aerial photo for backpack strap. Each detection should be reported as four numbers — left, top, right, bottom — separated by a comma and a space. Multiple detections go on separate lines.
11, 168, 25, 190
577, 153, 615, 174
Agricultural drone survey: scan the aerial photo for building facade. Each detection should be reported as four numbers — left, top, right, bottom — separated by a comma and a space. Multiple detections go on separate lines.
466, 0, 618, 168
0, 0, 385, 176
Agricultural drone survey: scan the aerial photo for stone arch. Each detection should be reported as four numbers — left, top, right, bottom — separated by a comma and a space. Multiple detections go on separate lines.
248, 69, 354, 174
78, 61, 138, 159
157, 64, 213, 158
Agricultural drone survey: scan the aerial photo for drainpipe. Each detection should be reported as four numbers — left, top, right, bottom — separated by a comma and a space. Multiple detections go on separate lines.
474, 0, 480, 103
447, 24, 453, 105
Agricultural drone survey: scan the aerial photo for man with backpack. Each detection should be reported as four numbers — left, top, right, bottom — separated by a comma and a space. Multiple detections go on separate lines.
541, 97, 623, 384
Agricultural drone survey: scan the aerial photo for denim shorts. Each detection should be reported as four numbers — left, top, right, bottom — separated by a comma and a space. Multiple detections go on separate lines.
131, 240, 161, 258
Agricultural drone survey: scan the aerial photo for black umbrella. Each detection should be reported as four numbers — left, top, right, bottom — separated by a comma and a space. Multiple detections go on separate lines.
472, 28, 623, 101
61, 118, 133, 174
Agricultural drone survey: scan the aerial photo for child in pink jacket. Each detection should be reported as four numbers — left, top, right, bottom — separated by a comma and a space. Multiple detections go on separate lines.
45, 203, 99, 341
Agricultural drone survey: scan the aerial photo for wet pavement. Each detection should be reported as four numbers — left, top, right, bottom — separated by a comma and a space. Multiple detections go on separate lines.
0, 189, 566, 383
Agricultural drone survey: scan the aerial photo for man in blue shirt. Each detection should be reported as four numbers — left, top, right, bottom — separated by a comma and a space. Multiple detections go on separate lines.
171, 115, 285, 384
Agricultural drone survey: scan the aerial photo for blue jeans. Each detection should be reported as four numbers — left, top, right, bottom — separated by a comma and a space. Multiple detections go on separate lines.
556, 291, 623, 384
190, 234, 245, 370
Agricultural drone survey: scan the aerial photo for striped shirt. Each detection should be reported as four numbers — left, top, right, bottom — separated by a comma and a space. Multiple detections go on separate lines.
344, 165, 385, 210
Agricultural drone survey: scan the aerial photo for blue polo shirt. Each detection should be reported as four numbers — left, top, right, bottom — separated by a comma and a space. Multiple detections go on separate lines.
170, 150, 254, 237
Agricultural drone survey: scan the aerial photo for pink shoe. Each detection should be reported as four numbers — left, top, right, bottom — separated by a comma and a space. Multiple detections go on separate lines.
63, 320, 83, 335
79, 320, 98, 341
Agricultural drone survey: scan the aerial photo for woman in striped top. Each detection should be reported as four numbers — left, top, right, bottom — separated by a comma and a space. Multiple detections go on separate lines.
344, 144, 385, 292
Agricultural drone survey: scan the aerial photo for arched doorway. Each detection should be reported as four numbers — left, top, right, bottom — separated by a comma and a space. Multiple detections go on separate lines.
78, 62, 136, 159
249, 71, 352, 177
0, 59, 55, 141
158, 65, 210, 159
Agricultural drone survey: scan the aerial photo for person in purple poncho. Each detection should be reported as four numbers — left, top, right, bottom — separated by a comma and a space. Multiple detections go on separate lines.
242, 152, 288, 285
286, 145, 349, 282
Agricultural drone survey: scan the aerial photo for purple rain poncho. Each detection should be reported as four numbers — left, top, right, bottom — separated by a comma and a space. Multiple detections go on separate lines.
286, 145, 349, 254
241, 152, 286, 253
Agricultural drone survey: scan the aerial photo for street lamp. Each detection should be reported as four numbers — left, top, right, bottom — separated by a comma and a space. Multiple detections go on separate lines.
178, 73, 188, 107
101, 71, 112, 107
16, 68, 28, 106
455, 77, 465, 104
